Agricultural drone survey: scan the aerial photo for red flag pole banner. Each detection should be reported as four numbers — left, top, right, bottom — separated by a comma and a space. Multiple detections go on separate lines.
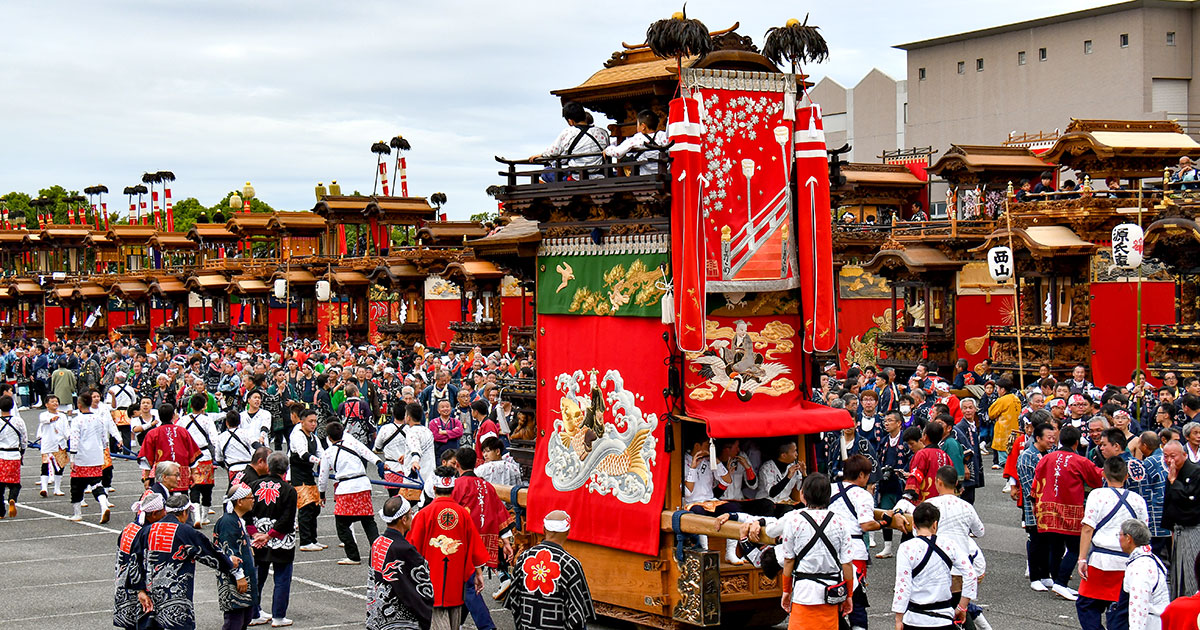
379, 162, 390, 197
399, 157, 409, 197
794, 102, 837, 353
668, 95, 706, 353
102, 203, 108, 230
164, 187, 174, 232
528, 236, 671, 555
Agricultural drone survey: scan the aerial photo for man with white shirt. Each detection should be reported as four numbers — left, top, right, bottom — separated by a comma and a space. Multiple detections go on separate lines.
240, 390, 272, 449
374, 409, 411, 498
777, 474, 855, 630
1119, 519, 1169, 630
603, 110, 667, 174
215, 410, 255, 482
1076, 457, 1149, 630
403, 403, 436, 502
892, 502, 977, 629
37, 394, 69, 497
828, 455, 882, 630
0, 394, 26, 518
923, 466, 986, 561
318, 421, 384, 565
179, 393, 219, 526
756, 440, 804, 506
529, 101, 610, 182
69, 388, 120, 522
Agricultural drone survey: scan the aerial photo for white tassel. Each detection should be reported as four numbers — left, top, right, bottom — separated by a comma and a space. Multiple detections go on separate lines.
661, 286, 675, 325
709, 439, 718, 471
695, 91, 707, 133
784, 81, 796, 121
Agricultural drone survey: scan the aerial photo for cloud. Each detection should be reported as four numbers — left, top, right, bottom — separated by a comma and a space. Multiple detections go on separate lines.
0, 0, 1111, 218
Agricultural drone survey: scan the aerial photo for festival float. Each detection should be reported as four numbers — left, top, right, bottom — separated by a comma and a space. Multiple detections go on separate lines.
479, 13, 852, 628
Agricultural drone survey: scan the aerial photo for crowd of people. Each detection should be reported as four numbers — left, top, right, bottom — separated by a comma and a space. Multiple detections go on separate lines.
0, 334, 597, 630
672, 356, 1200, 630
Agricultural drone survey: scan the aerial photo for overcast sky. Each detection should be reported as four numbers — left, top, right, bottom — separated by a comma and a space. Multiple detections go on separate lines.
0, 0, 1106, 219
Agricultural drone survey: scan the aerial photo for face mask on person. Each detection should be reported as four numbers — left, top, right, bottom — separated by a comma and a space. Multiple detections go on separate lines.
899, 405, 912, 415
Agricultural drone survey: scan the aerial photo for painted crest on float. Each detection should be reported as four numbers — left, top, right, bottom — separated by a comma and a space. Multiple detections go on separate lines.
545, 368, 658, 504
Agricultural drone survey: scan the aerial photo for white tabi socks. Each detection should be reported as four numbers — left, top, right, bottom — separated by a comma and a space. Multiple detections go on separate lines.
70, 502, 83, 521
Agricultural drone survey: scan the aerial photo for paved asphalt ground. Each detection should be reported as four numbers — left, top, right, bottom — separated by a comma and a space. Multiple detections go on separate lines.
0, 409, 1083, 629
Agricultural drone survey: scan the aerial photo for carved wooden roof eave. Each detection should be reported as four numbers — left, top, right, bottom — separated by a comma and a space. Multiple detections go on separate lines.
1144, 217, 1200, 267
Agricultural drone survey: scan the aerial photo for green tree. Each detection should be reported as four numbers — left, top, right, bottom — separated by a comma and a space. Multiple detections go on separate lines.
469, 211, 498, 224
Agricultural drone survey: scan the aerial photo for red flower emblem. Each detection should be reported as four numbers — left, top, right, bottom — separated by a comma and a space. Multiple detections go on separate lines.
522, 549, 561, 596
255, 481, 281, 505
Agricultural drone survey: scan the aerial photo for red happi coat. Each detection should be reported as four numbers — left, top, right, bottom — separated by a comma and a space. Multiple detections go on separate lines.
905, 446, 952, 503
1033, 449, 1104, 535
452, 472, 511, 568
139, 423, 200, 468
407, 495, 488, 607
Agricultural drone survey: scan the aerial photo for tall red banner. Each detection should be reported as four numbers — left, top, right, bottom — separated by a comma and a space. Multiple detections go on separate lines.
794, 104, 836, 353
528, 314, 670, 556
669, 96, 706, 353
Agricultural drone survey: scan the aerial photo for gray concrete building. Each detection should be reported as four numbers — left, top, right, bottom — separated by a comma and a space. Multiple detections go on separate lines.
899, 0, 1200, 152
810, 69, 908, 163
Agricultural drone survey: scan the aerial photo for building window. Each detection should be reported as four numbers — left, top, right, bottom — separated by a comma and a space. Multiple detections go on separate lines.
1120, 33, 1129, 47
1039, 47, 1048, 61
1168, 31, 1176, 46
976, 58, 984, 71
957, 61, 965, 74
904, 103, 908, 124
918, 67, 926, 81
1084, 40, 1093, 54
1018, 50, 1026, 65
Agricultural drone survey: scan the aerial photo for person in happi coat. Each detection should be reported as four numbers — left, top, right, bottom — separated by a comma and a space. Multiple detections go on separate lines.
214, 483, 258, 630
1076, 457, 1149, 630
179, 393, 218, 527
37, 393, 69, 497
367, 496, 435, 630
904, 421, 953, 505
69, 388, 121, 522
124, 494, 243, 630
248, 452, 298, 627
1120, 519, 1171, 630
1162, 440, 1200, 598
114, 492, 165, 630
408, 466, 489, 630
0, 394, 26, 518
289, 408, 325, 552
216, 411, 256, 483
474, 436, 522, 488
1033, 424, 1104, 601
451, 447, 512, 629
139, 403, 201, 502
318, 420, 385, 565
505, 510, 595, 630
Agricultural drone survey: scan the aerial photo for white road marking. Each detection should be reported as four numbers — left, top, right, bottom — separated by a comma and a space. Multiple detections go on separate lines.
0, 578, 109, 591
15, 502, 122, 534
0, 552, 112, 565
1, 608, 111, 623
1, 529, 109, 543
292, 576, 368, 601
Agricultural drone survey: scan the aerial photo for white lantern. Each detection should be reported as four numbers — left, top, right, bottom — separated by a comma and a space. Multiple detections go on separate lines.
987, 246, 1013, 282
315, 279, 331, 302
1110, 223, 1144, 269
741, 158, 755, 178
273, 278, 286, 299
773, 126, 789, 145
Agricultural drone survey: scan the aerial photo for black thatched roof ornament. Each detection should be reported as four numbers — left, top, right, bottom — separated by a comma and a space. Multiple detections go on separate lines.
371, 141, 391, 155
646, 5, 712, 60
156, 171, 176, 183
763, 15, 829, 70
123, 186, 137, 196
96, 184, 108, 194
430, 192, 447, 207
142, 172, 160, 184
389, 136, 411, 151
133, 184, 148, 195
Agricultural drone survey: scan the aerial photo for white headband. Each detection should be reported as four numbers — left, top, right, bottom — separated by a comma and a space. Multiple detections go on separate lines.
165, 499, 193, 514
543, 514, 571, 533
223, 483, 252, 512
379, 498, 413, 524
132, 492, 164, 515
479, 431, 498, 443
433, 474, 456, 490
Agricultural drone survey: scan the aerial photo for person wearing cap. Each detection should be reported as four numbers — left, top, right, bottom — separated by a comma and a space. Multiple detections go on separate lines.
505, 509, 594, 630
407, 465, 489, 630
124, 493, 243, 630
367, 496, 434, 630
114, 492, 165, 630
215, 483, 258, 630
